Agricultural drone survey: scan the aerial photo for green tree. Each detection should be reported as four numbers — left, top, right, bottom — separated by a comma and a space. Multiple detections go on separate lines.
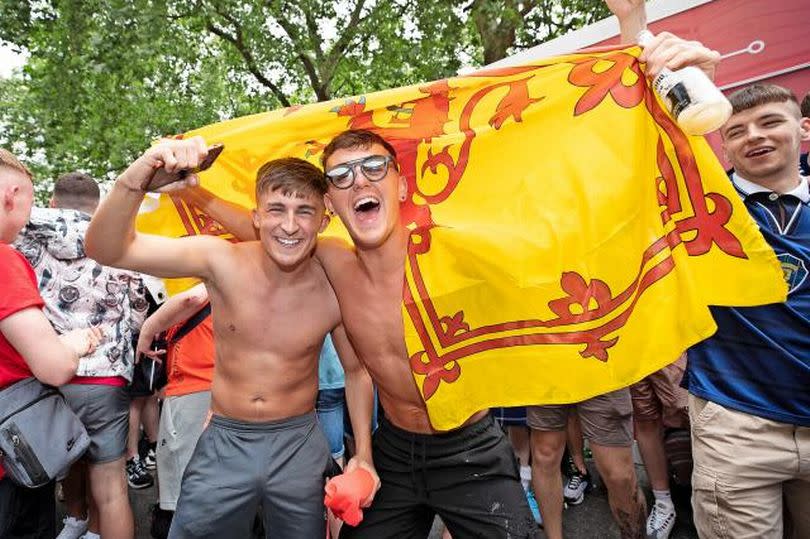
0, 0, 611, 200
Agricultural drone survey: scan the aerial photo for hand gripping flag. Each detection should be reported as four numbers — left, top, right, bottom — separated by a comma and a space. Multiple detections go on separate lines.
138, 44, 786, 430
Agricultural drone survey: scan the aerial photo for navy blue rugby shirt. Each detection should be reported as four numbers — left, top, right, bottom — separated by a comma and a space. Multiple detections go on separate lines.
685, 173, 810, 427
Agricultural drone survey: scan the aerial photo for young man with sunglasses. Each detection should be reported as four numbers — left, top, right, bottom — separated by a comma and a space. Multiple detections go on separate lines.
185, 28, 722, 539
85, 148, 377, 539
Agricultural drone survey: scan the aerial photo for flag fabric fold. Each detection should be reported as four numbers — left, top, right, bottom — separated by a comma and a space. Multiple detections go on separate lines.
138, 44, 786, 430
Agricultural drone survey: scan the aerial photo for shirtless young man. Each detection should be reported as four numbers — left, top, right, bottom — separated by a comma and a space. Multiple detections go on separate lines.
85, 146, 376, 539
187, 13, 721, 539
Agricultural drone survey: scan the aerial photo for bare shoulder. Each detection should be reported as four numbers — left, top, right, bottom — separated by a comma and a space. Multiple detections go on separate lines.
314, 237, 356, 272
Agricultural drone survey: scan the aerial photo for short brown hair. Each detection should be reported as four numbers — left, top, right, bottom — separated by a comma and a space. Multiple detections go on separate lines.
728, 84, 800, 116
255, 157, 327, 201
0, 148, 33, 180
801, 92, 810, 118
321, 129, 397, 168
53, 172, 100, 212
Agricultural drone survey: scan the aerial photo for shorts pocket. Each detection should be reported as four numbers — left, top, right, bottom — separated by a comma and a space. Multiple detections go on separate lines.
692, 469, 729, 539
689, 397, 722, 432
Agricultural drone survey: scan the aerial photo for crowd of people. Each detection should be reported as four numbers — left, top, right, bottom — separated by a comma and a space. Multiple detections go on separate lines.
0, 2, 808, 538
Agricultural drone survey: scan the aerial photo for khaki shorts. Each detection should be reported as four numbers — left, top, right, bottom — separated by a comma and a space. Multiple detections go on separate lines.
690, 395, 810, 539
630, 354, 688, 428
527, 388, 633, 447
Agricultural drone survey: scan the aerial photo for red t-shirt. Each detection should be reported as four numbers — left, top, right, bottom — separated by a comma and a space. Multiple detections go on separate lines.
0, 244, 44, 388
0, 243, 45, 479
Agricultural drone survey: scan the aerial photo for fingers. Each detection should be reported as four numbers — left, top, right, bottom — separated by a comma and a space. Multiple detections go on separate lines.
640, 31, 720, 79
87, 326, 103, 353
149, 136, 209, 173
155, 173, 199, 193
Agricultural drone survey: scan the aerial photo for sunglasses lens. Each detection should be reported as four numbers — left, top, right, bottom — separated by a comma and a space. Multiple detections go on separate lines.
326, 166, 353, 188
361, 156, 388, 180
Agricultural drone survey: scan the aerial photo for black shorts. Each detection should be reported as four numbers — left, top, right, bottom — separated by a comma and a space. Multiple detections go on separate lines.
340, 413, 539, 539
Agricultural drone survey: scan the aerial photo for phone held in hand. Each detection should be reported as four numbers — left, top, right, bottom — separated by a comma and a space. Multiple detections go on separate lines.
140, 143, 225, 192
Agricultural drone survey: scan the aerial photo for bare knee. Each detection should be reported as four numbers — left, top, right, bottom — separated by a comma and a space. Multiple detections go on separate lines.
601, 464, 638, 497
530, 430, 565, 471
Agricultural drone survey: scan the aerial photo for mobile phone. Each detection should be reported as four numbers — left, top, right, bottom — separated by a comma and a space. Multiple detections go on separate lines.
141, 143, 225, 191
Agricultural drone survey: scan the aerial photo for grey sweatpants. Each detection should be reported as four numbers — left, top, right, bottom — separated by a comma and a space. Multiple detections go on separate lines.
168, 411, 331, 539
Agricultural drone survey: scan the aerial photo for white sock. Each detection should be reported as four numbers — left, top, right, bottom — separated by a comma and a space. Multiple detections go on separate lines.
653, 489, 674, 510
82, 532, 101, 539
519, 465, 532, 491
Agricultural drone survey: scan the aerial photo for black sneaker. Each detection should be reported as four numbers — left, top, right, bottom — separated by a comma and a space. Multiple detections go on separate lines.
126, 457, 154, 489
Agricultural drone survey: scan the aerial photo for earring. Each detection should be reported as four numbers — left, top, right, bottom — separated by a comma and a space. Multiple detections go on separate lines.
399, 193, 407, 201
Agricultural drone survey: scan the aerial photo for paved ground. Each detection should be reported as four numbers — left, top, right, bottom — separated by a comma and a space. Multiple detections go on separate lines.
57, 461, 698, 538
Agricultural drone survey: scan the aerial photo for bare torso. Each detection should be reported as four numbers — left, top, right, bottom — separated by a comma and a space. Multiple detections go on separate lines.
317, 236, 486, 433
205, 241, 339, 422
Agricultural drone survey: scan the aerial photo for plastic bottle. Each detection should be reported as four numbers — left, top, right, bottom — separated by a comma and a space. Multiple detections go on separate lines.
637, 30, 732, 135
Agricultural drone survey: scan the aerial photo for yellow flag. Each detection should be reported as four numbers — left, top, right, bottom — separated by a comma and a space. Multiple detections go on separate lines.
138, 45, 786, 430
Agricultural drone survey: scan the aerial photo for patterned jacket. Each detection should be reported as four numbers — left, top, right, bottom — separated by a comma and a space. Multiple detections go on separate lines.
14, 208, 148, 381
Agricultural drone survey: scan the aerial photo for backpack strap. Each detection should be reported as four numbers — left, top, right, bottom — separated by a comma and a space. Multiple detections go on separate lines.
170, 303, 212, 343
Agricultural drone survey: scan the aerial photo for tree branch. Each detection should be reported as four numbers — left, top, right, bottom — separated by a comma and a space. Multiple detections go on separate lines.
204, 9, 291, 107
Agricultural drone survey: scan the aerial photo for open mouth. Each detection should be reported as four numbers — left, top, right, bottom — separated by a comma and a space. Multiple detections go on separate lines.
275, 237, 302, 248
353, 196, 381, 221
745, 147, 774, 158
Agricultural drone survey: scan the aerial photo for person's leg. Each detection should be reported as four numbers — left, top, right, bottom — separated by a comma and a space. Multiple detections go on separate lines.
127, 396, 145, 461
422, 415, 538, 539
56, 460, 89, 539
317, 388, 347, 465
67, 384, 134, 539
526, 405, 568, 539
689, 395, 794, 539
87, 458, 133, 539
317, 388, 347, 538
579, 388, 645, 539
142, 393, 160, 468
590, 444, 646, 538
529, 429, 567, 539
169, 417, 261, 539
158, 392, 211, 511
262, 414, 331, 539
565, 414, 587, 475
340, 418, 437, 539
630, 372, 676, 539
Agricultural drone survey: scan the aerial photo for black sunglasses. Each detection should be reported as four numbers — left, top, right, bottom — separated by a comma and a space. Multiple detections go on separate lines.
324, 155, 395, 189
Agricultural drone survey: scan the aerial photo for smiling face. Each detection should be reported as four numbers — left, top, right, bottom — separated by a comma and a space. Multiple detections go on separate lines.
252, 188, 328, 271
323, 143, 407, 250
721, 100, 810, 186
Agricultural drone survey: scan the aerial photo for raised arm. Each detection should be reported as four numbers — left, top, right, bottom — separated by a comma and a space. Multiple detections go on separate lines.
178, 186, 256, 242
86, 138, 229, 280
136, 283, 209, 361
330, 323, 379, 505
606, 0, 647, 43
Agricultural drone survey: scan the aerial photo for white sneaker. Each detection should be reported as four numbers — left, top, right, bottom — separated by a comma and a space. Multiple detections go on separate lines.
562, 471, 590, 505
646, 500, 676, 539
56, 516, 88, 539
